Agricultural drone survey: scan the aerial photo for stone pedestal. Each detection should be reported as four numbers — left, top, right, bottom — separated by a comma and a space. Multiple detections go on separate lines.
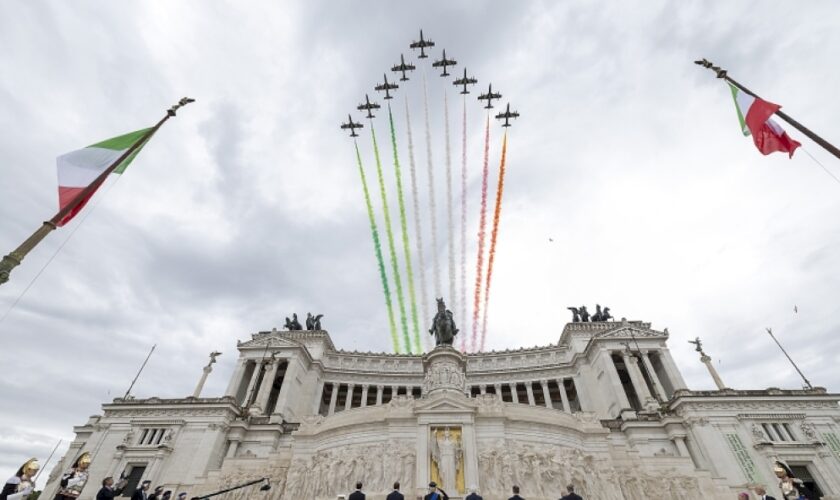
422, 346, 467, 396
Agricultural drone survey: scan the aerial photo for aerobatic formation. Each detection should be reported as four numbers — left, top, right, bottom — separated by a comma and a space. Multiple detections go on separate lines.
340, 30, 520, 354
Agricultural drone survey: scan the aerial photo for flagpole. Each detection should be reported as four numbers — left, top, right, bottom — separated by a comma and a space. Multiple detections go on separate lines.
0, 97, 195, 286
124, 344, 157, 399
765, 327, 813, 390
694, 59, 840, 160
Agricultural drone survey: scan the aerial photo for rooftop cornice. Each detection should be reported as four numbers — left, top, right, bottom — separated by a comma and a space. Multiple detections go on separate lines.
668, 387, 840, 410
105, 396, 239, 408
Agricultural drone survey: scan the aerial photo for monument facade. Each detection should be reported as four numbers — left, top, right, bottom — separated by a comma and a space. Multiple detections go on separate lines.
40, 320, 840, 499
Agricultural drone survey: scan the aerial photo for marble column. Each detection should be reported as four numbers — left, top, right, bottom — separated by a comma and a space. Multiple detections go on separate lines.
640, 351, 667, 400
376, 385, 384, 405
226, 439, 241, 458
603, 350, 632, 412
571, 375, 589, 412
479, 385, 486, 395
672, 435, 690, 458
556, 378, 571, 413
311, 379, 325, 415
509, 383, 520, 403
273, 358, 301, 419
243, 362, 263, 406
494, 384, 503, 401
525, 382, 536, 406
255, 359, 280, 414
658, 347, 688, 390
344, 384, 355, 410
328, 383, 339, 415
540, 380, 552, 409
360, 385, 369, 407
224, 359, 247, 397
701, 354, 726, 390
391, 385, 399, 401
623, 352, 656, 410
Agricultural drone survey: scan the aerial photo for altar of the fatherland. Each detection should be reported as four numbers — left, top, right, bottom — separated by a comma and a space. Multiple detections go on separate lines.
41, 319, 840, 499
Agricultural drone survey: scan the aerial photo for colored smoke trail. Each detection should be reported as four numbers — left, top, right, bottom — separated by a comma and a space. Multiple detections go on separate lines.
444, 91, 456, 321
404, 96, 430, 350
480, 132, 509, 352
471, 114, 491, 352
459, 95, 468, 352
388, 103, 421, 354
423, 74, 442, 300
370, 124, 411, 353
354, 141, 399, 352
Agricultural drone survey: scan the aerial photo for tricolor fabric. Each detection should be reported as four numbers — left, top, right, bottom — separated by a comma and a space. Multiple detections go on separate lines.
730, 84, 801, 158
56, 128, 152, 226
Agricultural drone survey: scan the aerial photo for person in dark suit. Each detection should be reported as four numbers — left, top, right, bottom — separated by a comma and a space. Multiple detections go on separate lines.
509, 485, 524, 500
386, 482, 404, 500
131, 480, 151, 500
465, 485, 483, 500
348, 481, 365, 500
424, 481, 449, 500
148, 486, 164, 500
96, 477, 129, 500
753, 486, 777, 500
560, 484, 583, 500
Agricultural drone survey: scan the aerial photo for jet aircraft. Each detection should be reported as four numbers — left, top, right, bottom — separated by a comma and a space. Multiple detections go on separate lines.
494, 103, 520, 127
477, 84, 502, 109
409, 29, 435, 59
374, 74, 399, 100
432, 49, 457, 77
391, 54, 416, 81
340, 115, 364, 137
453, 68, 478, 94
357, 94, 381, 119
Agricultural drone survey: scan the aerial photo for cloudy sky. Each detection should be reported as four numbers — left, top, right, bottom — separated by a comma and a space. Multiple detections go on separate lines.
2, 0, 839, 484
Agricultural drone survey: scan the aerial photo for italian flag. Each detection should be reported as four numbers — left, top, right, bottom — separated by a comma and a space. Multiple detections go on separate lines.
730, 84, 801, 158
56, 128, 153, 226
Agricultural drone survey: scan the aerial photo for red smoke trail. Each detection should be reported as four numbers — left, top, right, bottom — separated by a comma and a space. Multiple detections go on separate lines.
471, 114, 491, 352
480, 131, 508, 352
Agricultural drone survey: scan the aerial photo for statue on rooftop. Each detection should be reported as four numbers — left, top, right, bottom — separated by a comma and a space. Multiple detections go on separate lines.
285, 314, 303, 331
306, 313, 324, 330
430, 298, 458, 346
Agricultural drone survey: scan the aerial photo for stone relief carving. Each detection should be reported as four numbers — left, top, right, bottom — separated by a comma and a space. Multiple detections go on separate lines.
423, 358, 466, 393
474, 394, 504, 414
751, 423, 767, 442
800, 421, 818, 441
477, 440, 702, 500
283, 441, 415, 500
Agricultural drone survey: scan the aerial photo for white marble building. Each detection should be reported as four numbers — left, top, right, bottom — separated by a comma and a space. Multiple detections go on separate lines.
41, 320, 840, 500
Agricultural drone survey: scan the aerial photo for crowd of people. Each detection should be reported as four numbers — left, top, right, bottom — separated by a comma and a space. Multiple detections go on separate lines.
340, 481, 585, 500
335, 463, 817, 500
0, 454, 819, 500
0, 455, 191, 500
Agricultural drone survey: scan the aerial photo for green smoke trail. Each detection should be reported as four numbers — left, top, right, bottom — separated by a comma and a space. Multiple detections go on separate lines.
354, 141, 399, 352
387, 104, 421, 353
371, 123, 411, 353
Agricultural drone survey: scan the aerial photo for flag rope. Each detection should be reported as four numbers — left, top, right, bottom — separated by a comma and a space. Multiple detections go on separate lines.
0, 175, 123, 326
802, 148, 840, 186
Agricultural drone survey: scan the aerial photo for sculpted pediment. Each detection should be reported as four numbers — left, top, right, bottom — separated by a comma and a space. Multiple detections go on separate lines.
415, 391, 476, 414
237, 334, 302, 349
595, 325, 668, 340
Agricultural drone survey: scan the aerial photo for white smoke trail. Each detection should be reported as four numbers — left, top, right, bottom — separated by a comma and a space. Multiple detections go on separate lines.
404, 95, 430, 337
459, 95, 468, 351
423, 73, 442, 300
444, 91, 456, 318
